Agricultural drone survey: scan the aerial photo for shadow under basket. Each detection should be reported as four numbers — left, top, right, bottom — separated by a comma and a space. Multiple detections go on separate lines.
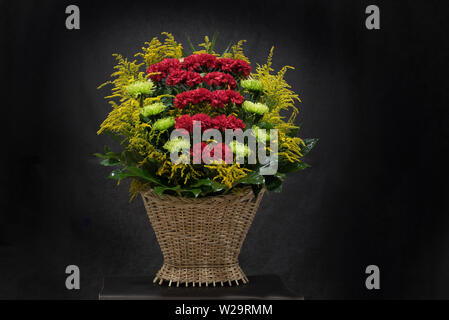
141, 187, 264, 287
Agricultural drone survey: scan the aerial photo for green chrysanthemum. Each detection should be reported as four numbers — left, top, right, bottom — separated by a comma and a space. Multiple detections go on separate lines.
230, 141, 251, 157
241, 79, 263, 91
141, 102, 166, 117
163, 137, 190, 153
242, 101, 269, 115
152, 116, 175, 131
253, 126, 271, 142
126, 80, 155, 97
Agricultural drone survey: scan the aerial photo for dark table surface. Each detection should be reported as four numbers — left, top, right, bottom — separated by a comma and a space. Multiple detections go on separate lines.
99, 274, 302, 300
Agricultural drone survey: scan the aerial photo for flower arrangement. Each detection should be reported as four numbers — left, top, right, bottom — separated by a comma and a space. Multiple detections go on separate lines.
96, 33, 317, 199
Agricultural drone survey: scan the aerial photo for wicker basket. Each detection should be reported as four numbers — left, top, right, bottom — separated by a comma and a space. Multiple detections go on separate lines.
140, 187, 264, 287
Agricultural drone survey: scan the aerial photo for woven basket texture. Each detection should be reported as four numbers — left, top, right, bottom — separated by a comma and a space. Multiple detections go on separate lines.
141, 187, 264, 287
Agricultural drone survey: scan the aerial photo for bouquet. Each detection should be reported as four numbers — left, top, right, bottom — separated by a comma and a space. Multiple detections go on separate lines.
96, 33, 317, 198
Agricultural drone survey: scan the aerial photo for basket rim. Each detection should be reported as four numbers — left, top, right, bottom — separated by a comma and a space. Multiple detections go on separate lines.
140, 186, 264, 204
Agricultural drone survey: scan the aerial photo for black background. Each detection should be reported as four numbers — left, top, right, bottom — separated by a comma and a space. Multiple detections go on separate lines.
1, 0, 448, 299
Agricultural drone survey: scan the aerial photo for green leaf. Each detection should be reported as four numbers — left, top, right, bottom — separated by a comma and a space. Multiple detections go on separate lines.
191, 178, 225, 192
154, 185, 202, 198
222, 41, 233, 55
302, 138, 319, 156
108, 167, 164, 186
120, 150, 140, 166
94, 153, 105, 159
210, 180, 225, 192
189, 188, 202, 197
126, 167, 163, 185
257, 121, 274, 130
209, 31, 219, 53
186, 34, 196, 54
100, 158, 121, 166
275, 172, 286, 179
251, 184, 263, 197
238, 171, 265, 185
264, 175, 283, 192
154, 186, 167, 197
191, 179, 212, 188
278, 160, 311, 174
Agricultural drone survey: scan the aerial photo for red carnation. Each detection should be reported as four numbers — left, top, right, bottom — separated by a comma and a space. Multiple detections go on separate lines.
192, 113, 212, 131
226, 90, 245, 105
203, 143, 233, 163
225, 115, 246, 130
146, 58, 182, 81
211, 114, 228, 130
209, 114, 246, 130
210, 90, 244, 108
175, 114, 193, 132
209, 90, 228, 108
215, 58, 251, 78
166, 70, 202, 87
202, 72, 237, 89
191, 142, 233, 164
174, 88, 212, 108
183, 54, 217, 71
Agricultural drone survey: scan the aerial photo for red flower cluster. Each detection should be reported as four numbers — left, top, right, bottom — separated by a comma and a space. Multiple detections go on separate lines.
202, 72, 237, 89
183, 53, 217, 71
212, 114, 246, 130
209, 90, 244, 108
146, 59, 181, 81
145, 55, 251, 84
215, 58, 251, 77
175, 113, 246, 132
191, 113, 212, 131
174, 88, 244, 109
182, 54, 251, 77
166, 70, 202, 87
191, 142, 233, 163
174, 88, 212, 108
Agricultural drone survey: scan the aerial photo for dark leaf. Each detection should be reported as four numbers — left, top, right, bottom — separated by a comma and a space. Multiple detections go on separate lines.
257, 121, 274, 130
251, 184, 263, 197
278, 160, 311, 174
302, 138, 319, 156
100, 158, 121, 166
265, 175, 283, 192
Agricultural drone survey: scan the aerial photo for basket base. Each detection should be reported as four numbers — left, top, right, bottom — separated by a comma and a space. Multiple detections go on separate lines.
153, 263, 249, 287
